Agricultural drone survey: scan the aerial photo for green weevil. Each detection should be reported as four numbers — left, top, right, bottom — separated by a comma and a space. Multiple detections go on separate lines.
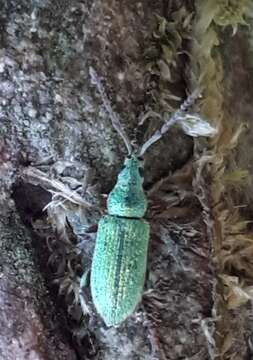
88, 68, 216, 327
91, 154, 149, 326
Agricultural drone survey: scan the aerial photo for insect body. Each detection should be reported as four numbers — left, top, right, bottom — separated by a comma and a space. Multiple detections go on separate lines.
88, 67, 215, 326
91, 155, 149, 326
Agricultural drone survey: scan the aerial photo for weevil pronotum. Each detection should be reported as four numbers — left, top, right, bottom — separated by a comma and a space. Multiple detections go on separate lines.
88, 68, 216, 327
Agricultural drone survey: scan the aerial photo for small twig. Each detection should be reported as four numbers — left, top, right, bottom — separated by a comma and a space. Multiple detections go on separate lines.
22, 167, 93, 208
138, 110, 162, 126
139, 89, 201, 157
89, 66, 133, 155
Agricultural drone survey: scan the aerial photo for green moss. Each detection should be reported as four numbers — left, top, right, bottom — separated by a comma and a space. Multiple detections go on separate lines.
214, 0, 249, 31
145, 5, 193, 112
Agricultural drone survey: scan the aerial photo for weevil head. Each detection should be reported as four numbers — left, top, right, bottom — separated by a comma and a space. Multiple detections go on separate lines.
107, 154, 147, 218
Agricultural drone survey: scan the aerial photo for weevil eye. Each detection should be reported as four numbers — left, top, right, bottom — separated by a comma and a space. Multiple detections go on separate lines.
139, 167, 144, 177
137, 155, 144, 161
126, 154, 131, 159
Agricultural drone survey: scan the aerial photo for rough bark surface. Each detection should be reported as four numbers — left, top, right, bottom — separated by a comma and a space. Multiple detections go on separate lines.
0, 0, 252, 359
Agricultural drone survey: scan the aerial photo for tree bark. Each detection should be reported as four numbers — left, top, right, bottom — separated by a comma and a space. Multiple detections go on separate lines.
0, 1, 252, 359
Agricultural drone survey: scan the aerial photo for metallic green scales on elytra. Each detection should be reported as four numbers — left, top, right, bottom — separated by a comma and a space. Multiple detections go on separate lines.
91, 155, 150, 326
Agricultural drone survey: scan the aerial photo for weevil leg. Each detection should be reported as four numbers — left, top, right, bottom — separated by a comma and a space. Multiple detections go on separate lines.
79, 269, 92, 316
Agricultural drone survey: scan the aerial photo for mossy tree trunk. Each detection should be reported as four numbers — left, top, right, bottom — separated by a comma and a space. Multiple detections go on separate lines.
0, 1, 253, 359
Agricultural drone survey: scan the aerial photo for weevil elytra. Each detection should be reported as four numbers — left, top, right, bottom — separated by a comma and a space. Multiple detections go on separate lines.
88, 68, 215, 327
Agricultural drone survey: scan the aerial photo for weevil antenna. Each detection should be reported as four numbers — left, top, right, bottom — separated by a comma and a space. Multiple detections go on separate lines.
138, 89, 202, 157
89, 67, 133, 155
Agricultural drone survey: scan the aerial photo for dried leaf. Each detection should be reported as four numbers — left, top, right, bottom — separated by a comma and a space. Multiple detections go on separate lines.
220, 274, 252, 309
178, 113, 217, 137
